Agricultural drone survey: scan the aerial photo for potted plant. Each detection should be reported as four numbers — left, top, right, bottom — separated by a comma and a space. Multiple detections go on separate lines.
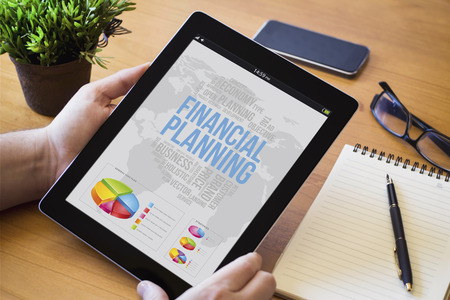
0, 0, 136, 116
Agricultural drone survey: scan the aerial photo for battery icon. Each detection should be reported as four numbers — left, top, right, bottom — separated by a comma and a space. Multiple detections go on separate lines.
322, 108, 331, 115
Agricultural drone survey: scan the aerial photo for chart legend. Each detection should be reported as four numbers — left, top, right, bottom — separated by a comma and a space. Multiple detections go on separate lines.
131, 202, 154, 230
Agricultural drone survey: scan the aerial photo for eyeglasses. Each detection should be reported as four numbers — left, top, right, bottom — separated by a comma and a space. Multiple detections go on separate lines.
371, 81, 450, 172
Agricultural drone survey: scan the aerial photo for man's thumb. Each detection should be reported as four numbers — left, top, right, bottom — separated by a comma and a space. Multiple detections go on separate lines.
137, 280, 169, 300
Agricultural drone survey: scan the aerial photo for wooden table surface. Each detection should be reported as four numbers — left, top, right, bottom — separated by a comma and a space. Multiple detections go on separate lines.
1, 0, 449, 299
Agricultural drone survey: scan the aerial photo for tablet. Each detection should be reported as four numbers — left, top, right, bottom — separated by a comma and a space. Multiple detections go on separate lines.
39, 12, 358, 298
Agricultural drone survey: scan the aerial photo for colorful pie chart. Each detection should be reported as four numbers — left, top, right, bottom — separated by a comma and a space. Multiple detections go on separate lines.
189, 225, 205, 238
91, 178, 139, 219
180, 237, 196, 250
169, 248, 187, 264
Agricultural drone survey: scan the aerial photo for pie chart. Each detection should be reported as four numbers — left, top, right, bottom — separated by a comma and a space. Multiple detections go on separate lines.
91, 178, 139, 219
169, 248, 187, 264
189, 225, 205, 238
180, 237, 196, 250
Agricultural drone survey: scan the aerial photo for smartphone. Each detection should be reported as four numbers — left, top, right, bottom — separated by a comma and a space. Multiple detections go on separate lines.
253, 20, 369, 76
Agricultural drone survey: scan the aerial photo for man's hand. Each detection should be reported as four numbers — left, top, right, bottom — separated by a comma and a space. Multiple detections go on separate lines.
137, 252, 276, 300
46, 63, 149, 182
0, 63, 148, 210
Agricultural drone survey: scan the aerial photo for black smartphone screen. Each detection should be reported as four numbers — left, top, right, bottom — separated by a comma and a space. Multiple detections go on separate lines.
254, 20, 369, 75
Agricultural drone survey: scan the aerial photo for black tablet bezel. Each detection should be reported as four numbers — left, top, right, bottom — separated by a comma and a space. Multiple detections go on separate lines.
39, 11, 358, 298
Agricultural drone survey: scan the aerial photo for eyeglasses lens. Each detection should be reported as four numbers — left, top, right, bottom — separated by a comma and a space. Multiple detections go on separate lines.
417, 131, 450, 171
374, 92, 409, 136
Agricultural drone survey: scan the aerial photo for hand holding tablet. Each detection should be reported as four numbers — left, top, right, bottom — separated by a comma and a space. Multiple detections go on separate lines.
47, 63, 151, 182
0, 64, 149, 211
39, 12, 358, 298
138, 252, 276, 299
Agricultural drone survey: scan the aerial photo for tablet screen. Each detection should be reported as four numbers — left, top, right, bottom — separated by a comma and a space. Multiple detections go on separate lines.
66, 35, 329, 285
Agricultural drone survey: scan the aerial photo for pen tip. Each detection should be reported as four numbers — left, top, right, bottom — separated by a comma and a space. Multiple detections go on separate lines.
406, 283, 412, 292
386, 174, 393, 184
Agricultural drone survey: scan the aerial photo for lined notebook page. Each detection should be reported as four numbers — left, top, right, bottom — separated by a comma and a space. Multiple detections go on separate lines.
273, 144, 450, 300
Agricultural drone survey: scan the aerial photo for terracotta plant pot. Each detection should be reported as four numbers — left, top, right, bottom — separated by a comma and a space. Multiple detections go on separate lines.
10, 57, 92, 116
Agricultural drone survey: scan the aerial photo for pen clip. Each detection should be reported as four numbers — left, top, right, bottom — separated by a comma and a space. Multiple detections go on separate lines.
393, 246, 402, 279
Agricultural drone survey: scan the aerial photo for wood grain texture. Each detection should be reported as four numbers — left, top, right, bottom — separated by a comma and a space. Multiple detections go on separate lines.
1, 0, 449, 299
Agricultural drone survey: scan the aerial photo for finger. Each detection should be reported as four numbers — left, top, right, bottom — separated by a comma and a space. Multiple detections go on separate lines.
137, 280, 169, 300
207, 252, 262, 291
89, 62, 150, 104
238, 270, 276, 300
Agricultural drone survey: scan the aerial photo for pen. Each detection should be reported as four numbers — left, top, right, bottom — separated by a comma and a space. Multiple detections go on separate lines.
386, 174, 413, 292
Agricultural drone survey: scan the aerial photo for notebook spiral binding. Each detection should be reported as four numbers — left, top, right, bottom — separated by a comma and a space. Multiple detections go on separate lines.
353, 143, 449, 182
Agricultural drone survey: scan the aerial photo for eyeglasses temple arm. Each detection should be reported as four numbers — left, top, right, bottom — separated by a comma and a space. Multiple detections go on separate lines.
379, 81, 401, 101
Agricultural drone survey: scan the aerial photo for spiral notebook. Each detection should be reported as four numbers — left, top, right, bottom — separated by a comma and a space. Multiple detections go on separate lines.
273, 144, 450, 300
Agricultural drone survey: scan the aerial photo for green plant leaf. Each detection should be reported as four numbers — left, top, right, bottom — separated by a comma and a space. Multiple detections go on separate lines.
37, 27, 44, 39
62, 1, 69, 15
84, 54, 94, 64
17, 7, 23, 21
95, 56, 107, 69
62, 16, 72, 28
